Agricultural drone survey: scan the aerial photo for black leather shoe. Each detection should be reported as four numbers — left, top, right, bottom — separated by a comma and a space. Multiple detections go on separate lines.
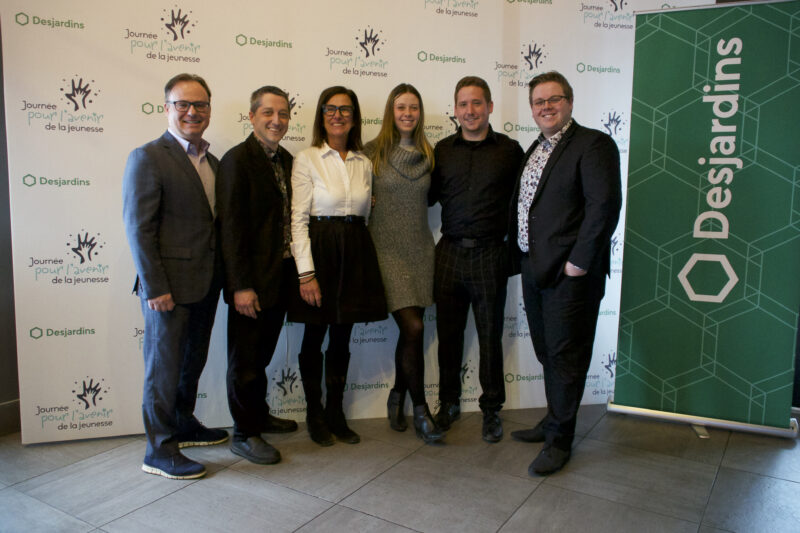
434, 402, 461, 431
326, 407, 360, 444
262, 412, 298, 433
511, 420, 545, 443
413, 405, 444, 444
482, 410, 503, 443
529, 445, 571, 475
230, 436, 281, 465
307, 413, 335, 447
387, 389, 408, 432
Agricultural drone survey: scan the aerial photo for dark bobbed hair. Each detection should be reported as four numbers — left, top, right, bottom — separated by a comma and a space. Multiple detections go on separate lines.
311, 86, 362, 151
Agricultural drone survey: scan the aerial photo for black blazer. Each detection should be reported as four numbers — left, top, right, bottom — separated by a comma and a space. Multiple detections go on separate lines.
216, 133, 295, 308
509, 121, 622, 287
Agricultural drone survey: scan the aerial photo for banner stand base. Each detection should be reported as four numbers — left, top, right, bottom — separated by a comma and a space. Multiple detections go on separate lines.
607, 398, 799, 439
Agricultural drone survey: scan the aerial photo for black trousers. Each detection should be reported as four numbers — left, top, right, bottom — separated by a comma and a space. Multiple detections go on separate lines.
520, 255, 605, 450
226, 259, 293, 440
434, 238, 507, 412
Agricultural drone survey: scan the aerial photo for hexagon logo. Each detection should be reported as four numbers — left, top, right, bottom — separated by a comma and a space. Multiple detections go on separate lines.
29, 327, 43, 339
677, 253, 738, 303
141, 102, 154, 115
235, 34, 247, 46
576, 62, 586, 73
504, 122, 514, 133
16, 13, 29, 26
22, 174, 37, 187
417, 51, 428, 62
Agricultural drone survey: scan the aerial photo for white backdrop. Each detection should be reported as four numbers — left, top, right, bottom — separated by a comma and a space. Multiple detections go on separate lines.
2, 0, 710, 443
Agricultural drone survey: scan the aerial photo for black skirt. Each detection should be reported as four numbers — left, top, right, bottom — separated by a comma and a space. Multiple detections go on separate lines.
288, 218, 388, 325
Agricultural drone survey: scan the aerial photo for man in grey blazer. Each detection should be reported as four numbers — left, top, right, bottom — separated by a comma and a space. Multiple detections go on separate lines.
509, 71, 622, 475
123, 73, 227, 480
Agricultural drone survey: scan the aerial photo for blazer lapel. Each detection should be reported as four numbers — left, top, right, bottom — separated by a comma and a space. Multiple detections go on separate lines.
245, 134, 282, 196
160, 131, 214, 215
531, 122, 577, 206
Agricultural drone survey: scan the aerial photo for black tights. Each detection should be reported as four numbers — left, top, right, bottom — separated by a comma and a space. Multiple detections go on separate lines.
392, 306, 426, 406
300, 323, 354, 356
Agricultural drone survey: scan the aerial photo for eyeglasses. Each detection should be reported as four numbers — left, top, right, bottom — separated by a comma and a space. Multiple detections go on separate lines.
321, 104, 354, 117
167, 100, 211, 112
532, 95, 568, 108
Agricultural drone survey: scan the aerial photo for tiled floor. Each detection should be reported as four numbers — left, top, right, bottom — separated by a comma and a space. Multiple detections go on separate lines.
1, 405, 799, 533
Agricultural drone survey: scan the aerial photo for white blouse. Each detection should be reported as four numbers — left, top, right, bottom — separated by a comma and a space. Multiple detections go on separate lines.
290, 142, 372, 273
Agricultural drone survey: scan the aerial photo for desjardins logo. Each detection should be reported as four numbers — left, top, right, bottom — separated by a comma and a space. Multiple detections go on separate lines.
15, 12, 85, 29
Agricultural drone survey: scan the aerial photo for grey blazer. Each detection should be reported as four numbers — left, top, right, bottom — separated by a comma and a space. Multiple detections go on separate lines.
122, 131, 220, 304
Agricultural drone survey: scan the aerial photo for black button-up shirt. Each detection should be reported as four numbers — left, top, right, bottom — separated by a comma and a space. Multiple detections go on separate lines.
429, 126, 524, 240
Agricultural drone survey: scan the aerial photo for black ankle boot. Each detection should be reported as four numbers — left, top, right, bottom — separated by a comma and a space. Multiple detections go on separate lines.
299, 352, 334, 447
387, 389, 408, 432
413, 405, 444, 444
325, 350, 360, 444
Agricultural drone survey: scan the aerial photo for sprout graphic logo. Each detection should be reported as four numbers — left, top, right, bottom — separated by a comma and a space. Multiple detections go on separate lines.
608, 0, 627, 12
161, 6, 195, 41
274, 368, 299, 397
521, 42, 547, 71
355, 26, 385, 58
602, 110, 625, 138
73, 378, 109, 409
60, 76, 99, 111
67, 230, 105, 264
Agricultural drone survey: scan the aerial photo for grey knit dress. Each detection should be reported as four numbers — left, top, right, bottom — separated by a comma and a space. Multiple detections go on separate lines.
365, 141, 434, 313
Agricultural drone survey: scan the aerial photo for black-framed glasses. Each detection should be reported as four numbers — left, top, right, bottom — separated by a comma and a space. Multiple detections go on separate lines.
167, 100, 211, 112
321, 104, 354, 117
532, 95, 568, 108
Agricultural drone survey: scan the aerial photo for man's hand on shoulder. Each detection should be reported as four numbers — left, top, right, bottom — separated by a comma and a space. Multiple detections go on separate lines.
148, 293, 176, 312
234, 289, 261, 319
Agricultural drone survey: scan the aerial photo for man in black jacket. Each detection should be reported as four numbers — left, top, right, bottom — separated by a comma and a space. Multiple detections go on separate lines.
217, 86, 298, 464
509, 71, 622, 475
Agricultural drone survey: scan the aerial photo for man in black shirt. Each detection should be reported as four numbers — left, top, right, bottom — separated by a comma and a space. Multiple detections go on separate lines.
429, 76, 524, 442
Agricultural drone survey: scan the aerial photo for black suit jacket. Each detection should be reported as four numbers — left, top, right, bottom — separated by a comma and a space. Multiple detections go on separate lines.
510, 121, 622, 287
216, 133, 295, 308
123, 131, 220, 304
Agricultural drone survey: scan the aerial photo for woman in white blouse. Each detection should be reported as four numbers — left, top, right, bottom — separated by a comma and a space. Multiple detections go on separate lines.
289, 86, 387, 446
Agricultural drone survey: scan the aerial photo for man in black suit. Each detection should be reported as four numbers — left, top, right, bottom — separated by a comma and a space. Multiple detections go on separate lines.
123, 73, 228, 480
216, 86, 299, 464
509, 71, 622, 475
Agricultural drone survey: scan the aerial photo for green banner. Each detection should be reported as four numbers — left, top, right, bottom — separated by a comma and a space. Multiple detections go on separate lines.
616, 0, 800, 429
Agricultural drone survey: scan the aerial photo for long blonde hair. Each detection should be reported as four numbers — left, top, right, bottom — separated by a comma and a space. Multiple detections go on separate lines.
371, 83, 434, 175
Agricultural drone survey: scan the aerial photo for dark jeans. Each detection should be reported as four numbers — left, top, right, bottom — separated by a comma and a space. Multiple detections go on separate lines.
521, 255, 605, 450
434, 239, 507, 412
226, 258, 295, 440
140, 284, 220, 459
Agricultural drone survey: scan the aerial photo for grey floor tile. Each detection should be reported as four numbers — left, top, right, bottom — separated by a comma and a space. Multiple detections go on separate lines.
0, 433, 137, 486
546, 438, 717, 522
102, 468, 330, 532
0, 487, 95, 533
499, 484, 699, 533
14, 441, 219, 526
587, 413, 729, 465
721, 430, 800, 483
296, 505, 416, 533
230, 433, 411, 502
703, 467, 800, 533
347, 417, 426, 451
342, 453, 537, 533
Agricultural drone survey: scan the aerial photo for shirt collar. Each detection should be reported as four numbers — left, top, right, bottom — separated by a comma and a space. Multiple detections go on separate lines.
454, 125, 497, 146
537, 119, 573, 147
320, 141, 365, 161
168, 129, 210, 157
254, 135, 279, 159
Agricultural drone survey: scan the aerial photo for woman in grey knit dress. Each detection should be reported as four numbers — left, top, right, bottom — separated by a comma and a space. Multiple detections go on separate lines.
365, 84, 443, 443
